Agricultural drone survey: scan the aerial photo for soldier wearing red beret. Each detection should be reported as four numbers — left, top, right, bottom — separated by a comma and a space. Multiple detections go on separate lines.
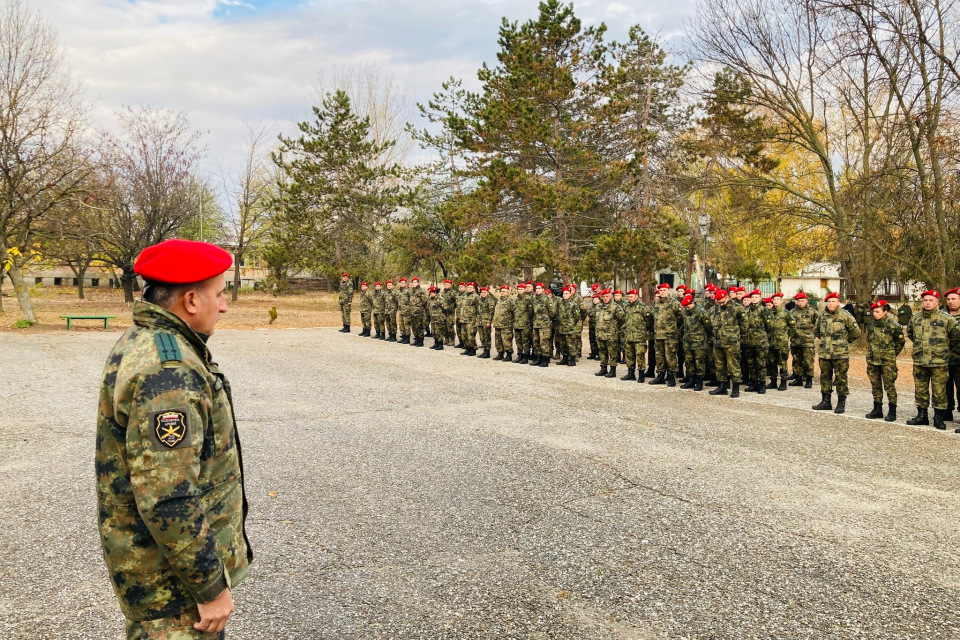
97, 239, 252, 639
372, 282, 386, 339
944, 288, 960, 421
864, 300, 904, 422
338, 272, 354, 332
383, 280, 399, 342
358, 282, 374, 337
812, 292, 861, 414
905, 290, 960, 429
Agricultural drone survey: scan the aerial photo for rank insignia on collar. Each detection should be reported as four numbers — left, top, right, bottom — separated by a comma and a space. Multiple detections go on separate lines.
154, 410, 188, 448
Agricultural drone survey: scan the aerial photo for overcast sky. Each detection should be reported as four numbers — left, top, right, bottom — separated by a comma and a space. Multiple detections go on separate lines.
32, 0, 697, 175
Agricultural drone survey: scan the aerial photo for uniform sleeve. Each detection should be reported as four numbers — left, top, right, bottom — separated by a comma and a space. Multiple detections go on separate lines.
949, 319, 960, 360
846, 314, 861, 342
894, 323, 906, 355
126, 366, 227, 604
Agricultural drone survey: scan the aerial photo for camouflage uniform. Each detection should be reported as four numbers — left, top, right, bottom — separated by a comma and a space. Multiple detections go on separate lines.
454, 289, 465, 346
574, 291, 587, 356
865, 313, 905, 404
493, 293, 515, 357
587, 300, 600, 358
338, 279, 354, 326
97, 302, 251, 638
622, 300, 652, 373
742, 304, 770, 388
814, 307, 861, 396
682, 304, 712, 378
531, 293, 557, 358
477, 294, 496, 350
790, 304, 819, 378
557, 296, 582, 360
513, 292, 534, 360
766, 306, 794, 382
372, 288, 386, 337
428, 294, 446, 344
397, 284, 412, 341
906, 309, 960, 410
408, 285, 427, 343
459, 292, 479, 349
713, 303, 746, 383
653, 297, 684, 375
383, 287, 399, 339
359, 288, 374, 332
596, 300, 625, 367
947, 310, 960, 416
441, 287, 458, 346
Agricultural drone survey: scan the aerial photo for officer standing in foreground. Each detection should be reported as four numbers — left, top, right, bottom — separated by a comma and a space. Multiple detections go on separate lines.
427, 286, 446, 350
621, 289, 651, 383
372, 282, 386, 339
358, 281, 373, 337
338, 272, 354, 333
97, 239, 252, 640
766, 293, 794, 391
477, 286, 496, 359
905, 290, 960, 430
650, 283, 683, 387
812, 292, 861, 414
557, 286, 581, 366
492, 285, 515, 361
680, 293, 711, 391
595, 288, 625, 379
531, 282, 556, 367
408, 277, 427, 347
709, 289, 745, 398
513, 283, 533, 364
864, 300, 904, 422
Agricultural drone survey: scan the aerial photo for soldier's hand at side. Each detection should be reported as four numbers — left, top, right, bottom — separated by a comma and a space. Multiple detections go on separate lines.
195, 588, 233, 634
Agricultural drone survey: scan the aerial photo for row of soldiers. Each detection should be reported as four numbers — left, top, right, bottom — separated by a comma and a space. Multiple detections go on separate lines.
337, 273, 960, 432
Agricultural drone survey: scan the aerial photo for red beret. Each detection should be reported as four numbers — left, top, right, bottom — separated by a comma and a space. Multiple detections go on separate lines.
772, 292, 783, 298
763, 297, 772, 304
686, 289, 696, 295
921, 290, 940, 299
535, 282, 544, 288
525, 281, 533, 286
467, 282, 477, 287
458, 282, 465, 286
592, 294, 600, 299
443, 280, 452, 284
134, 239, 232, 284
794, 292, 807, 300
399, 277, 407, 282
601, 288, 612, 295
870, 300, 887, 310
516, 284, 524, 289
681, 295, 693, 306
824, 292, 840, 301
591, 283, 600, 290
361, 282, 368, 286
341, 272, 349, 277
480, 286, 489, 292
375, 281, 382, 285
411, 277, 419, 282
386, 280, 393, 285
715, 289, 729, 300
614, 289, 623, 295
657, 283, 670, 290
750, 289, 762, 296
946, 287, 960, 297
705, 284, 716, 291
627, 289, 639, 295
500, 285, 510, 290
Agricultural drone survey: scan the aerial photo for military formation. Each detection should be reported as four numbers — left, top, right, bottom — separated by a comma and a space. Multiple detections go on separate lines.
338, 273, 960, 433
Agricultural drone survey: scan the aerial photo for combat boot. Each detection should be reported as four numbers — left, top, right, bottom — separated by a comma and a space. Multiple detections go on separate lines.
777, 377, 787, 392
567, 357, 576, 367
435, 340, 444, 351
469, 347, 477, 356
539, 355, 549, 367
865, 402, 884, 419
705, 376, 721, 388
621, 368, 636, 381
885, 404, 897, 422
559, 355, 569, 366
788, 372, 800, 382
493, 352, 503, 361
388, 334, 397, 342
833, 395, 846, 414
804, 376, 813, 388
933, 409, 947, 430
516, 353, 528, 364
812, 393, 832, 411
399, 335, 409, 344
504, 352, 512, 363
788, 376, 804, 387
766, 377, 777, 390
730, 381, 740, 398
478, 348, 490, 359
666, 372, 676, 387
694, 376, 704, 392
945, 409, 955, 422
907, 407, 929, 426
637, 370, 645, 383
644, 365, 655, 378
595, 365, 608, 377
709, 382, 728, 396
605, 366, 617, 378
341, 325, 351, 333
757, 382, 766, 395
648, 372, 666, 385
529, 352, 540, 365
680, 375, 695, 389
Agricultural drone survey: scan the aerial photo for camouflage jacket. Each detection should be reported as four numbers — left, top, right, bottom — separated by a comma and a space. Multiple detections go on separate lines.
440, 288, 457, 315
622, 300, 652, 343
906, 309, 960, 367
408, 286, 427, 315
714, 302, 746, 348
587, 301, 599, 327
360, 289, 374, 313
459, 292, 480, 324
653, 298, 684, 339
337, 280, 354, 305
596, 300, 625, 341
790, 305, 819, 348
742, 304, 770, 348
950, 311, 960, 364
513, 293, 533, 329
478, 295, 496, 325
397, 286, 412, 314
682, 305, 712, 348
814, 307, 861, 359
555, 297, 579, 334
532, 293, 557, 329
427, 295, 445, 320
96, 302, 251, 621
372, 290, 386, 314
866, 314, 905, 366
766, 306, 794, 350
384, 290, 399, 314
493, 295, 515, 328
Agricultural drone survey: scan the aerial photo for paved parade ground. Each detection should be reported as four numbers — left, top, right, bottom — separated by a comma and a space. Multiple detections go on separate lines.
3, 327, 960, 639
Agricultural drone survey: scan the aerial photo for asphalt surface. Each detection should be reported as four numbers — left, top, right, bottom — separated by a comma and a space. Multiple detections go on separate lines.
2, 327, 960, 639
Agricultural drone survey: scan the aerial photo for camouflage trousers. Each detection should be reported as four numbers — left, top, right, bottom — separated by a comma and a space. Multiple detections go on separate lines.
533, 327, 553, 357
598, 338, 619, 366
126, 611, 224, 640
340, 302, 352, 326
819, 358, 850, 396
743, 345, 767, 382
373, 313, 384, 335
683, 344, 708, 377
714, 344, 742, 383
947, 363, 960, 412
647, 339, 656, 372
559, 332, 580, 358
461, 323, 477, 348
361, 312, 371, 330
478, 324, 492, 348
495, 328, 513, 354
445, 314, 456, 345
654, 338, 679, 374
430, 316, 446, 343
409, 314, 424, 340
867, 363, 898, 404
914, 365, 949, 410
767, 347, 789, 378
514, 327, 532, 355
624, 340, 646, 370
399, 312, 410, 338
384, 312, 397, 337
589, 323, 598, 355
792, 346, 815, 377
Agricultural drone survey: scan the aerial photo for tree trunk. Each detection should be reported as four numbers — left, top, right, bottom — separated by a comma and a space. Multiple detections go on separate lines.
77, 264, 87, 300
8, 261, 38, 324
121, 264, 137, 303
232, 250, 242, 302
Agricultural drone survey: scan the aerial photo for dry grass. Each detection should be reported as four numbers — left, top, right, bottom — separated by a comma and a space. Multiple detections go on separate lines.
0, 286, 348, 332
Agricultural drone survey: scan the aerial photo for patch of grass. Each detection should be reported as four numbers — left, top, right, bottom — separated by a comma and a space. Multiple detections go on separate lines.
14, 318, 33, 329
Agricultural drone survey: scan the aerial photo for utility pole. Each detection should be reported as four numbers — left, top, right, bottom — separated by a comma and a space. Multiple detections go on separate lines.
698, 212, 711, 288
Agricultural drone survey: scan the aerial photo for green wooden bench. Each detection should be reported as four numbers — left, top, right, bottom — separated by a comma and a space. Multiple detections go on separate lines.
61, 315, 117, 330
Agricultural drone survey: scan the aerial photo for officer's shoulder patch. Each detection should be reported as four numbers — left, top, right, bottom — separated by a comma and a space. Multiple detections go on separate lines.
154, 332, 182, 368
150, 409, 189, 449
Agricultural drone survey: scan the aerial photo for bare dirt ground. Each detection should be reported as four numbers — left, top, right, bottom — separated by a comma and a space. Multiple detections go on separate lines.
1, 327, 956, 639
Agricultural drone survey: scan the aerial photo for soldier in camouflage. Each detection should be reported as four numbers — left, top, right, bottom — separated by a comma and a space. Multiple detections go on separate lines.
441, 280, 457, 346
531, 282, 556, 367
372, 282, 386, 339
427, 287, 446, 350
905, 290, 960, 430
742, 290, 770, 395
587, 292, 601, 359
557, 286, 581, 366
477, 286, 496, 359
765, 293, 794, 391
408, 277, 427, 347
383, 280, 399, 342
680, 294, 711, 391
493, 285, 515, 361
944, 287, 960, 422
594, 288, 625, 378
789, 292, 818, 388
396, 278, 411, 344
513, 282, 534, 364
864, 300, 904, 422
702, 285, 718, 384
650, 283, 684, 387
97, 239, 251, 640
454, 282, 467, 348
459, 282, 480, 356
613, 289, 626, 363
338, 272, 354, 333
358, 282, 373, 337
812, 292, 861, 414
709, 289, 746, 398
620, 289, 651, 383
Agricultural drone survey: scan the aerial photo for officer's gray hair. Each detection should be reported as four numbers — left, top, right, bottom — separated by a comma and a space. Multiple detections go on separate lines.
142, 280, 191, 310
